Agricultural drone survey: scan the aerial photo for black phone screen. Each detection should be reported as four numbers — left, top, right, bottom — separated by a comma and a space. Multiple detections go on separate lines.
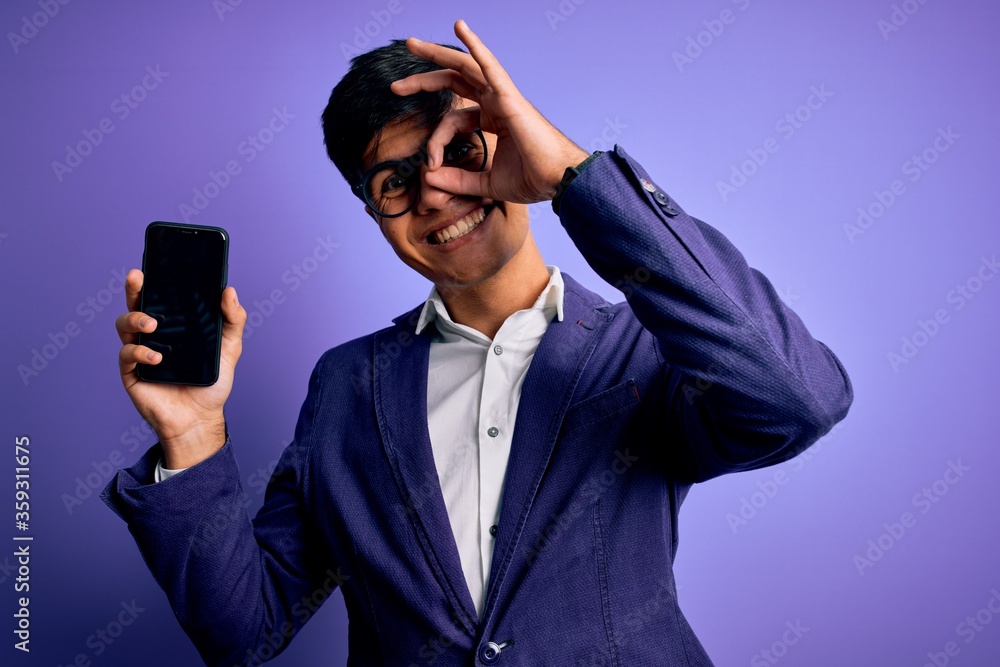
137, 222, 229, 385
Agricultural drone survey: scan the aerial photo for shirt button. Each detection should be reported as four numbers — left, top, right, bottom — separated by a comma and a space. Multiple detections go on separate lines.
493, 344, 503, 355
487, 426, 499, 438
489, 524, 498, 537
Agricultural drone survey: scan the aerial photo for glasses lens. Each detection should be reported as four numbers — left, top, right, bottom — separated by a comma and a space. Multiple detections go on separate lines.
364, 157, 420, 217
363, 131, 488, 217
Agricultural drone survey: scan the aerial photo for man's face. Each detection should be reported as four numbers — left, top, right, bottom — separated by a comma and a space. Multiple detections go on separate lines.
360, 100, 530, 290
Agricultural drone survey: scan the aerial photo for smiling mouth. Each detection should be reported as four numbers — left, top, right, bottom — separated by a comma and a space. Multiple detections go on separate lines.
427, 205, 493, 245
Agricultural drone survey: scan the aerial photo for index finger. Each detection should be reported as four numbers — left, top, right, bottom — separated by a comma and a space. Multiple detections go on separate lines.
452, 20, 518, 96
391, 69, 481, 102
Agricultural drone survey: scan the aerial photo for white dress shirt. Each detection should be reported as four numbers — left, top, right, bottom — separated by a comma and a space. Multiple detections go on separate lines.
415, 264, 564, 617
156, 265, 565, 619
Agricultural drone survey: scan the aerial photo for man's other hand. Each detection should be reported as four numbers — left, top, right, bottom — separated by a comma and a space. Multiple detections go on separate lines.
390, 19, 590, 205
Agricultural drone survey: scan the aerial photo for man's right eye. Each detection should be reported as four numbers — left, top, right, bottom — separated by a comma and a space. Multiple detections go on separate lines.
381, 171, 411, 195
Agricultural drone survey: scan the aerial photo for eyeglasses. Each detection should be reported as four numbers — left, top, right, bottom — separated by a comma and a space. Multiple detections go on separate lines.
352, 129, 488, 218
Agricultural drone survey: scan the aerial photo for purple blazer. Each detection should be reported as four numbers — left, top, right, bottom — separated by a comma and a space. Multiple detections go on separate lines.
103, 147, 852, 666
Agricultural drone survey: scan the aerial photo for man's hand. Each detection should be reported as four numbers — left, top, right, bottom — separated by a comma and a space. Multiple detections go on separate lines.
390, 20, 590, 205
115, 269, 247, 470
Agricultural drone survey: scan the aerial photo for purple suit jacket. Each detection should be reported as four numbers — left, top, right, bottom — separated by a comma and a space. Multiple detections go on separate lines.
103, 147, 852, 666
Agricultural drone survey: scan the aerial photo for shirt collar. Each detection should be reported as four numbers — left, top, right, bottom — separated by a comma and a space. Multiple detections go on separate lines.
415, 265, 565, 335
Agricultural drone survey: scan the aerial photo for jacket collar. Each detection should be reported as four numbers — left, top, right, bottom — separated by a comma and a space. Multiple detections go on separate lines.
411, 264, 566, 336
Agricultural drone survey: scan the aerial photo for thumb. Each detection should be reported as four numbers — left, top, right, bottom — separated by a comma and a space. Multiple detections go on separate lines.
220, 287, 246, 363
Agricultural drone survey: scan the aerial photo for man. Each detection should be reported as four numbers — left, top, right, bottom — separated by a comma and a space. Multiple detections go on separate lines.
103, 20, 852, 667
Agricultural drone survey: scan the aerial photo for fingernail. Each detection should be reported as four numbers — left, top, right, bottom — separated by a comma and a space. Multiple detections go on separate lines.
146, 351, 161, 362
410, 37, 423, 44
138, 316, 151, 327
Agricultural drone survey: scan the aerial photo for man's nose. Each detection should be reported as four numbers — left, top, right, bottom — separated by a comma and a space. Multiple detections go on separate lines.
413, 164, 456, 215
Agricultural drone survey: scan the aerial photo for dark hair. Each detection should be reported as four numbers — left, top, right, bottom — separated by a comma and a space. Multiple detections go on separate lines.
321, 40, 466, 188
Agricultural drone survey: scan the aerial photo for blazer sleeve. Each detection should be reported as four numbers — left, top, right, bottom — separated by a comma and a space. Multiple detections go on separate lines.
557, 146, 853, 483
100, 359, 338, 666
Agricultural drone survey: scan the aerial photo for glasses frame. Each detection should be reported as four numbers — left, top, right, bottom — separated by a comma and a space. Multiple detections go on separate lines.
352, 128, 488, 219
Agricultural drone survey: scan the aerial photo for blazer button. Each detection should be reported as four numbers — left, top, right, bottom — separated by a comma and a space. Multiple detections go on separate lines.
478, 641, 503, 664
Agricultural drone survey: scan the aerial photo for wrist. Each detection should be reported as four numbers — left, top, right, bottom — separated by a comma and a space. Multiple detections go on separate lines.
159, 417, 227, 469
547, 148, 590, 193
551, 149, 604, 214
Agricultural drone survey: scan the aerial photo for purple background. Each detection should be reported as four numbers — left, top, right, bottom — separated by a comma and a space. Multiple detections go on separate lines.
3, 0, 998, 665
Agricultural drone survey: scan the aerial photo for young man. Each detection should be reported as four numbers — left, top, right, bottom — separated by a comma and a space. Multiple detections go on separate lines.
104, 20, 852, 667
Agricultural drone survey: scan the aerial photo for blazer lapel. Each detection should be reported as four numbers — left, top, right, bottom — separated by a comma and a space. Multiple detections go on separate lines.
373, 309, 479, 634
481, 274, 613, 622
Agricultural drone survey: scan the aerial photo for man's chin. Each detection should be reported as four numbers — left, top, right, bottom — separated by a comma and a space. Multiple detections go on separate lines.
427, 255, 507, 294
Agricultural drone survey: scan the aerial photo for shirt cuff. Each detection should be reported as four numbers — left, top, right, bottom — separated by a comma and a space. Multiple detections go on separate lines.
154, 457, 189, 483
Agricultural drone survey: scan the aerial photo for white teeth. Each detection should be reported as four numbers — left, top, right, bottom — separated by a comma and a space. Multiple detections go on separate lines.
432, 208, 488, 245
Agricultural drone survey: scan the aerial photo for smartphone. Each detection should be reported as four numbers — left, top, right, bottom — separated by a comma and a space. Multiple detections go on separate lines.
136, 221, 229, 385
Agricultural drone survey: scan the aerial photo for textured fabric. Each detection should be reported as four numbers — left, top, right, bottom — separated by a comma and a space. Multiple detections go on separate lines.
102, 146, 853, 667
415, 265, 564, 618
